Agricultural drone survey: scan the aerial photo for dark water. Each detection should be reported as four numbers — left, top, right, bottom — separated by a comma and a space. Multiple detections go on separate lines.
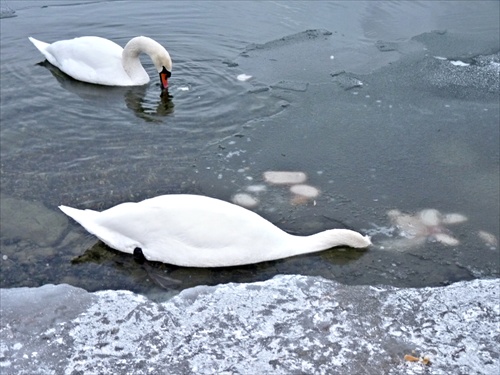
1, 1, 498, 299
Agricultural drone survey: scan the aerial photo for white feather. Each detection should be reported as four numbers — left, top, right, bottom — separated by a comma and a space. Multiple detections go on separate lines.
59, 194, 371, 267
29, 36, 172, 87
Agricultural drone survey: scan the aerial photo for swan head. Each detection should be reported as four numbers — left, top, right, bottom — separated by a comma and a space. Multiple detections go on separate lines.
152, 50, 172, 91
146, 39, 172, 92
310, 229, 372, 249
150, 47, 172, 92
159, 66, 172, 93
124, 36, 172, 91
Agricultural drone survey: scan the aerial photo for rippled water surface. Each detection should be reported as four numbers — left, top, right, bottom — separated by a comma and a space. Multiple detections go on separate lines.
1, 1, 499, 298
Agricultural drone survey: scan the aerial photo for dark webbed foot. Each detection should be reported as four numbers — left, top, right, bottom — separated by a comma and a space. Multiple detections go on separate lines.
133, 247, 146, 264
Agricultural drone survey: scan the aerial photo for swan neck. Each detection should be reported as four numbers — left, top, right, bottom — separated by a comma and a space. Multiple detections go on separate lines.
123, 36, 171, 74
282, 229, 371, 258
121, 42, 148, 83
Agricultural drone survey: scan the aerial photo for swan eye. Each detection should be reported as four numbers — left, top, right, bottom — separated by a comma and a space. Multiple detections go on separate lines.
161, 66, 172, 78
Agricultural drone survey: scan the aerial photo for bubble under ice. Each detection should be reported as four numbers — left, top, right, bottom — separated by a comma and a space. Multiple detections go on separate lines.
1, 275, 498, 375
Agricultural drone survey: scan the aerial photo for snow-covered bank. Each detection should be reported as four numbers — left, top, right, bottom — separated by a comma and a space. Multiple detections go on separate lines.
1, 275, 498, 374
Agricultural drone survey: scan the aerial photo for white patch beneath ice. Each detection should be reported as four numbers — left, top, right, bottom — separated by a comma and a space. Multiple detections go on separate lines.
450, 60, 470, 67
245, 184, 267, 193
263, 171, 307, 185
237, 74, 252, 81
478, 230, 498, 248
231, 193, 259, 208
226, 150, 245, 158
289, 184, 320, 198
441, 213, 468, 225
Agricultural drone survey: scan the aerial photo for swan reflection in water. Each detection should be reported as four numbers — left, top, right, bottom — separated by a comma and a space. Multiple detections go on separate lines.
71, 235, 367, 296
124, 84, 175, 122
37, 60, 175, 122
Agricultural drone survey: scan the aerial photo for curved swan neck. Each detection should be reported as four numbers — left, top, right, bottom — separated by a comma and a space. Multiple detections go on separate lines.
122, 36, 172, 84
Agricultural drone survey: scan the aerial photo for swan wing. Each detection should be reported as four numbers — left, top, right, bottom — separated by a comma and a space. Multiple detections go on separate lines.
140, 195, 287, 247
111, 195, 289, 263
61, 195, 291, 267
30, 36, 132, 85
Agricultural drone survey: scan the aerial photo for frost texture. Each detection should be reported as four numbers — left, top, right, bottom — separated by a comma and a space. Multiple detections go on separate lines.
1, 276, 499, 375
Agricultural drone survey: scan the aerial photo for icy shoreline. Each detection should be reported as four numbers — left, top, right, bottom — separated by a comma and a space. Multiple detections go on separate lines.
1, 275, 498, 374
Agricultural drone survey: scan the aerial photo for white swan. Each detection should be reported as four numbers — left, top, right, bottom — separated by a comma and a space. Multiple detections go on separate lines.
29, 36, 172, 90
59, 194, 371, 267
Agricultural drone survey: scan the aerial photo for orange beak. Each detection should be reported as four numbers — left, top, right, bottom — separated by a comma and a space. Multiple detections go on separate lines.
160, 66, 171, 90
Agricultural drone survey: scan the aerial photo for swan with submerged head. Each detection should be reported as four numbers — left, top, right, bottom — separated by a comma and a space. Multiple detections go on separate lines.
59, 194, 371, 267
29, 35, 172, 94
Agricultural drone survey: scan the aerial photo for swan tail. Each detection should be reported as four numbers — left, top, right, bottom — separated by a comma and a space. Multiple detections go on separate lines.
59, 205, 101, 232
28, 37, 50, 53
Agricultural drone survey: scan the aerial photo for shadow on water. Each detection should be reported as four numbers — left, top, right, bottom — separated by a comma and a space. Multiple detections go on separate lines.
124, 88, 175, 123
38, 60, 175, 122
70, 239, 367, 299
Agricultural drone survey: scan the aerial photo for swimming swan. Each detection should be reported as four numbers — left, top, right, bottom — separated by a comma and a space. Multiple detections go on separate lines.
59, 194, 371, 267
29, 36, 172, 92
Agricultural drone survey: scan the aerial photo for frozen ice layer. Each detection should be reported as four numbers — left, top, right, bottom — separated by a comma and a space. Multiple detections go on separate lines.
1, 276, 498, 374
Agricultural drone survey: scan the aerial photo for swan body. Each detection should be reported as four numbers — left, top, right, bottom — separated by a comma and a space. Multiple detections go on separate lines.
29, 36, 172, 89
59, 194, 371, 267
